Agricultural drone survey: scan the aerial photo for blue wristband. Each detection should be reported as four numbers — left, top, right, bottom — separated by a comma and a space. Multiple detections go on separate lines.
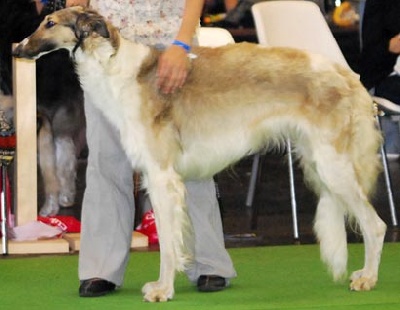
41, 0, 49, 4
172, 40, 191, 53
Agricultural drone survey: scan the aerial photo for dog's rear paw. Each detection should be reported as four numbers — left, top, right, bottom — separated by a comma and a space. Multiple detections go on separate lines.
39, 195, 59, 216
142, 281, 173, 302
349, 270, 377, 291
59, 192, 75, 207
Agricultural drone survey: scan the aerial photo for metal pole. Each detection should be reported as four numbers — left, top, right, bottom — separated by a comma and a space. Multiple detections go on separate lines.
287, 138, 299, 240
375, 115, 398, 226
1, 164, 8, 255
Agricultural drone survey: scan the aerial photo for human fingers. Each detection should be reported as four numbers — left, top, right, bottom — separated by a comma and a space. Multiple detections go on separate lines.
66, 0, 89, 7
389, 34, 400, 54
157, 46, 189, 94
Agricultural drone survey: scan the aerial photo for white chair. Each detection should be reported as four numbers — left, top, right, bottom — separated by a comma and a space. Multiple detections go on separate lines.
197, 27, 235, 47
251, 0, 398, 227
252, 1, 349, 66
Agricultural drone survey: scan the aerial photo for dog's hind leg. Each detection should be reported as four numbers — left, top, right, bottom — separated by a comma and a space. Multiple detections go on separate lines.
304, 142, 386, 291
304, 144, 350, 281
313, 191, 348, 281
314, 185, 385, 291
38, 117, 60, 216
141, 167, 193, 302
348, 199, 386, 291
55, 136, 77, 207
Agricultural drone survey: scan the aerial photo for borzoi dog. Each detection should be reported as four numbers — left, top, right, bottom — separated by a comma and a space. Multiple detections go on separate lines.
13, 6, 387, 302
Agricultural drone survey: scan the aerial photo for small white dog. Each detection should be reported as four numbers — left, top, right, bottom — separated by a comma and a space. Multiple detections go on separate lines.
13, 7, 387, 302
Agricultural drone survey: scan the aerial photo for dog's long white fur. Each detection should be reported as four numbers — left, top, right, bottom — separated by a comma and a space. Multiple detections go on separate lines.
13, 7, 387, 302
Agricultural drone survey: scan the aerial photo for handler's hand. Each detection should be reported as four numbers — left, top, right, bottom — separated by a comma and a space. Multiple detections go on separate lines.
66, 0, 89, 7
389, 34, 400, 54
157, 45, 190, 94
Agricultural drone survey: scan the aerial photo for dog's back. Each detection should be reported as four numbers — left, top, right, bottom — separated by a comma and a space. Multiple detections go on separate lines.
134, 43, 380, 185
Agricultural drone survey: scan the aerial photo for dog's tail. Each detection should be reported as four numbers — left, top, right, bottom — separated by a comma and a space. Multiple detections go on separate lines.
312, 82, 382, 282
349, 89, 382, 199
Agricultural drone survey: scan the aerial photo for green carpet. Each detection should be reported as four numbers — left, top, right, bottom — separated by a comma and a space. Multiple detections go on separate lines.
1, 243, 399, 309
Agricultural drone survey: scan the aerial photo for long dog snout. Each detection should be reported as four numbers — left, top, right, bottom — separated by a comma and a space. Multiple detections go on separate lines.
12, 37, 57, 59
12, 7, 117, 60
12, 38, 52, 59
12, 7, 87, 60
12, 38, 31, 58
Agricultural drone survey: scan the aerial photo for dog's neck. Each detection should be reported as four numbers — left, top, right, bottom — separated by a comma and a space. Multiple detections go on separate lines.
72, 32, 160, 98
75, 14, 160, 69
74, 40, 114, 65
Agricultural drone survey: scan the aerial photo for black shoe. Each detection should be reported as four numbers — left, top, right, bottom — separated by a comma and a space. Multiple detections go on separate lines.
79, 278, 116, 297
197, 275, 226, 292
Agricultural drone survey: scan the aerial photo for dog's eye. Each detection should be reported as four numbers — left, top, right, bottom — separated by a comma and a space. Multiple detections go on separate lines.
45, 20, 56, 29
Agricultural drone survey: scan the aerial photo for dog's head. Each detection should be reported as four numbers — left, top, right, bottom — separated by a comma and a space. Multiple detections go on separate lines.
12, 6, 119, 59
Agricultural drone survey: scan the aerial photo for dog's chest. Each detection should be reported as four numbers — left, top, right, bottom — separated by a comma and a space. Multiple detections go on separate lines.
79, 58, 130, 110
77, 58, 149, 168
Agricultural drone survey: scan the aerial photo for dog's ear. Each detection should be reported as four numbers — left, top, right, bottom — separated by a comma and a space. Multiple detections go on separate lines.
75, 11, 110, 39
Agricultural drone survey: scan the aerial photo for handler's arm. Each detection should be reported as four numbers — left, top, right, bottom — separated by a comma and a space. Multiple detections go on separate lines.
157, 0, 205, 94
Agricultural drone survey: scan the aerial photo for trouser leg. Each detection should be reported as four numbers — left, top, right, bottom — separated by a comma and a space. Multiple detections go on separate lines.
78, 96, 135, 286
184, 179, 237, 283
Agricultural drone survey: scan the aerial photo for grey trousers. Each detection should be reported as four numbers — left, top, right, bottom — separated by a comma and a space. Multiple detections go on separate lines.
78, 94, 237, 286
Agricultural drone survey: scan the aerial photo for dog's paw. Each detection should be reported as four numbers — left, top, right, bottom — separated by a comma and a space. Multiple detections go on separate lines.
39, 195, 59, 216
58, 191, 75, 207
142, 281, 173, 302
349, 270, 377, 291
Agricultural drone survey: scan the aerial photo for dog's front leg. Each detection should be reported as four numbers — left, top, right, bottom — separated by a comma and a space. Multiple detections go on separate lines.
141, 168, 193, 302
55, 136, 77, 207
38, 117, 60, 216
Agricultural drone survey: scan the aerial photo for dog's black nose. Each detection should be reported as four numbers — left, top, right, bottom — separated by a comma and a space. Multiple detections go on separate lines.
12, 44, 23, 58
12, 38, 37, 59
12, 42, 32, 59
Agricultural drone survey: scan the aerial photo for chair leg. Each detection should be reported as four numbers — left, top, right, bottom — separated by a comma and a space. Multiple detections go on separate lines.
245, 139, 300, 240
287, 138, 299, 240
376, 115, 398, 227
1, 165, 8, 254
214, 177, 224, 221
245, 153, 261, 208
